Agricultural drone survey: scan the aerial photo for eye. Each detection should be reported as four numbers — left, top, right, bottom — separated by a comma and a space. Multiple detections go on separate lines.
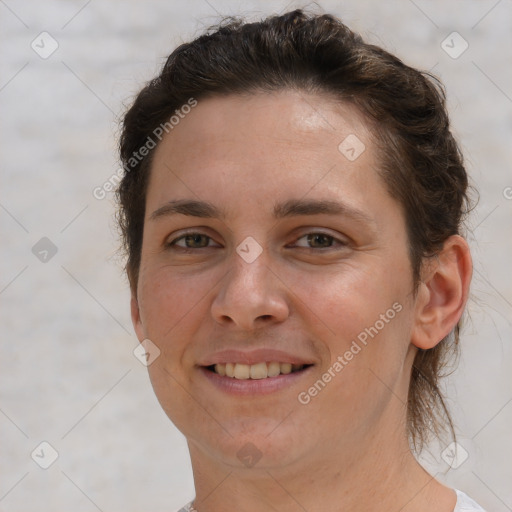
166, 230, 348, 252
292, 232, 347, 250
167, 232, 219, 250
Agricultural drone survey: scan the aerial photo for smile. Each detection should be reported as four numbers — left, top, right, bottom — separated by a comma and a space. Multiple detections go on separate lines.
208, 362, 308, 379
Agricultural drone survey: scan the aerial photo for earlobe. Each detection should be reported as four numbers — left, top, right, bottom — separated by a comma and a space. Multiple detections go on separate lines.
411, 235, 472, 350
131, 294, 146, 342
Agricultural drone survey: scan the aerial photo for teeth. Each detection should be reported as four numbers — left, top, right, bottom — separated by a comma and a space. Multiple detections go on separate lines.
214, 363, 226, 376
280, 363, 292, 374
225, 362, 235, 378
234, 363, 250, 379
211, 362, 305, 379
267, 361, 280, 377
250, 362, 268, 379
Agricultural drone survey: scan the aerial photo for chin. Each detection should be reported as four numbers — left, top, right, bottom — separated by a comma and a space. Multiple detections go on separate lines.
196, 417, 308, 470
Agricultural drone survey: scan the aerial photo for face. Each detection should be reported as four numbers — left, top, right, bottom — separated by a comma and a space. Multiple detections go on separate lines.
132, 90, 418, 470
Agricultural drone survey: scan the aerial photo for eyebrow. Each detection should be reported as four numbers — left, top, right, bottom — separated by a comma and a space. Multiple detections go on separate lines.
149, 198, 373, 225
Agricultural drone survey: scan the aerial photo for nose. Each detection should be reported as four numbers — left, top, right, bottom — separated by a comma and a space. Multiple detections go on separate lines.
210, 247, 290, 330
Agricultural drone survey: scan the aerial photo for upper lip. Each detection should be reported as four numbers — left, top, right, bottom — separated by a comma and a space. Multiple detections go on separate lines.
199, 349, 315, 366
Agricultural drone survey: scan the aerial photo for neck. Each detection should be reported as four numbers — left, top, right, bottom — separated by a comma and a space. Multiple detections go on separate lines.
187, 417, 455, 512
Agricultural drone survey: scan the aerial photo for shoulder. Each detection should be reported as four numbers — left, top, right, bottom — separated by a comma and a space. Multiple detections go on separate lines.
176, 494, 489, 512
175, 503, 193, 512
454, 489, 487, 512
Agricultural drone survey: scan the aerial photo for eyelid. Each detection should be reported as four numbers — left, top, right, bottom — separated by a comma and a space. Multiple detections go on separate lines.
166, 229, 220, 248
166, 228, 350, 250
290, 230, 349, 249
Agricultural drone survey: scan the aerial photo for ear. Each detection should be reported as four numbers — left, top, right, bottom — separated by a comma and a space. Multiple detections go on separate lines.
131, 292, 146, 343
411, 235, 472, 350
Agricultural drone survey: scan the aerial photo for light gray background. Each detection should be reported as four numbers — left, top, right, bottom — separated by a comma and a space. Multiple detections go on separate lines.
1, 1, 511, 511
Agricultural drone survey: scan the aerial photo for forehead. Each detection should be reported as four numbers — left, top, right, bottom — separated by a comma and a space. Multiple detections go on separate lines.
154, 90, 373, 158
146, 90, 390, 222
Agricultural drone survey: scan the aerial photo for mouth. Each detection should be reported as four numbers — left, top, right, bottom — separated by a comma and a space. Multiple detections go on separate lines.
205, 361, 313, 379
199, 361, 314, 395
198, 348, 316, 395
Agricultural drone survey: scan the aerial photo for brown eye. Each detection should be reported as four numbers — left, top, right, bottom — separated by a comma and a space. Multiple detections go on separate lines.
293, 232, 347, 249
168, 233, 215, 249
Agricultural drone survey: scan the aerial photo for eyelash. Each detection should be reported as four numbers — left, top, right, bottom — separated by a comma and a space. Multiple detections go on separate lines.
166, 230, 348, 251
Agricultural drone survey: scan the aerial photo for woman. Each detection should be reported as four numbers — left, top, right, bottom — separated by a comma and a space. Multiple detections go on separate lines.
116, 9, 485, 512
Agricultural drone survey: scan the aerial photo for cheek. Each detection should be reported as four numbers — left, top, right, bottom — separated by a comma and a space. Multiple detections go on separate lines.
137, 265, 214, 349
293, 261, 412, 388
137, 267, 217, 428
292, 262, 400, 339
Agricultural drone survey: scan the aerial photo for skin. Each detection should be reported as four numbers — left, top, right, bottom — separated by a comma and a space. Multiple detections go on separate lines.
131, 90, 472, 512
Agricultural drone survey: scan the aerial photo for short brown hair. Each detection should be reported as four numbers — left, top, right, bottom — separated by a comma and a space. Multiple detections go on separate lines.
117, 9, 473, 451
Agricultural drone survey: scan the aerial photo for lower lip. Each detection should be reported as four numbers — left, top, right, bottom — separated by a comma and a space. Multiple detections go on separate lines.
198, 366, 314, 396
